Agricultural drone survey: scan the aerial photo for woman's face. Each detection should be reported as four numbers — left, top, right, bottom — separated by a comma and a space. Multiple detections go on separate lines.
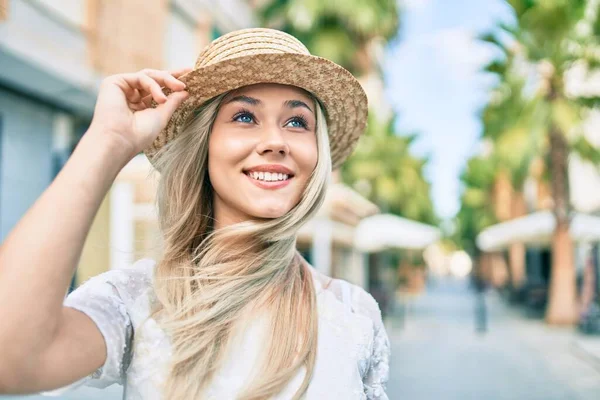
208, 83, 318, 227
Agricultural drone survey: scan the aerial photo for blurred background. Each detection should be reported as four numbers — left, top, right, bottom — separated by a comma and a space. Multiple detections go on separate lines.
2, 0, 600, 399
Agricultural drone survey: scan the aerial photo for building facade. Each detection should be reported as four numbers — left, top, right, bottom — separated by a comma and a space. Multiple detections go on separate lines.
0, 0, 255, 284
1, 0, 386, 290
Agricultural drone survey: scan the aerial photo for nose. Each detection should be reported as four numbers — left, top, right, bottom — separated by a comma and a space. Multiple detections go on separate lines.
255, 125, 290, 156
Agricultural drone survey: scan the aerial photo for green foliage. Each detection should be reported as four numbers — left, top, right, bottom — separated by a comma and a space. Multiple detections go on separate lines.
454, 156, 498, 254
575, 95, 600, 109
572, 135, 600, 164
499, 0, 600, 182
483, 59, 509, 76
341, 113, 438, 225
458, 0, 596, 253
456, 0, 600, 255
261, 0, 399, 40
258, 0, 400, 73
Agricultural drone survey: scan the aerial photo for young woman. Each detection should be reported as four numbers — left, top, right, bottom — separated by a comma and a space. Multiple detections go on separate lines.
0, 28, 390, 399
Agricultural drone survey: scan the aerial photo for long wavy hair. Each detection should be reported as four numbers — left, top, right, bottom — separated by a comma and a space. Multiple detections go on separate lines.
149, 88, 332, 399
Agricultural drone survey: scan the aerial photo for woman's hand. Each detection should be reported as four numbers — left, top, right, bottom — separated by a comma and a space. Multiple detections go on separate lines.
89, 68, 191, 158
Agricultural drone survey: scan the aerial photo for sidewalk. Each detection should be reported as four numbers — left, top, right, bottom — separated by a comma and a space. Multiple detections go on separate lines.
573, 335, 600, 370
495, 293, 600, 373
1, 385, 122, 400
386, 278, 600, 400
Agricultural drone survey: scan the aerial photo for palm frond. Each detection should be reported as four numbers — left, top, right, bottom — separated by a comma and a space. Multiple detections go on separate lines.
574, 96, 600, 109
571, 136, 600, 164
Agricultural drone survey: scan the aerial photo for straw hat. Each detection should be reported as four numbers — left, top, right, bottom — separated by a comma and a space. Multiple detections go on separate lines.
144, 28, 368, 169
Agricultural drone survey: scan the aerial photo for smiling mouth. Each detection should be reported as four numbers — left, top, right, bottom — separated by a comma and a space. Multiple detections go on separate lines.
244, 171, 294, 183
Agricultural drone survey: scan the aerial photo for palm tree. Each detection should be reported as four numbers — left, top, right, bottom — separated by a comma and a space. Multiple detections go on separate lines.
457, 156, 497, 238
479, 49, 537, 291
456, 155, 498, 251
482, 0, 600, 324
258, 0, 399, 74
341, 113, 437, 225
454, 152, 499, 286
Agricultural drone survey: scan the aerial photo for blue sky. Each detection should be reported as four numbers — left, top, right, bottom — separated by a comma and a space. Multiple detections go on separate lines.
384, 0, 514, 219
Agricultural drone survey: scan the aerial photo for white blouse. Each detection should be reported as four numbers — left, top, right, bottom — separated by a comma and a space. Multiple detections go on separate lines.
43, 258, 390, 399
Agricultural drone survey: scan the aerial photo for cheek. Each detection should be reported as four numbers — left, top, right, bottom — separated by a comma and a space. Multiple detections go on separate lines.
207, 132, 238, 192
208, 130, 250, 172
295, 136, 319, 174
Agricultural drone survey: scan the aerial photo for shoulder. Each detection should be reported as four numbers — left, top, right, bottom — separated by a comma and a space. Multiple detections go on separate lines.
79, 258, 155, 282
70, 258, 156, 303
306, 263, 383, 327
338, 279, 385, 327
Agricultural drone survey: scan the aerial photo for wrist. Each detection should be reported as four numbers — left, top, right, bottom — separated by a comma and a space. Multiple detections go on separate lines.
82, 126, 137, 169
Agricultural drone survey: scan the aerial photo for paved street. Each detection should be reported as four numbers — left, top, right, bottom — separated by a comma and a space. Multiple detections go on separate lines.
4, 278, 600, 400
1, 385, 122, 400
386, 278, 600, 400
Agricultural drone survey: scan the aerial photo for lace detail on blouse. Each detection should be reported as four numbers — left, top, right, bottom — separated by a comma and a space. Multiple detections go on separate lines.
42, 259, 390, 399
347, 284, 391, 400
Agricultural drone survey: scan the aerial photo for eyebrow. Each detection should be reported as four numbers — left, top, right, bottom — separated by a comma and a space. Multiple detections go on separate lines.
225, 95, 261, 106
284, 99, 314, 114
225, 95, 314, 114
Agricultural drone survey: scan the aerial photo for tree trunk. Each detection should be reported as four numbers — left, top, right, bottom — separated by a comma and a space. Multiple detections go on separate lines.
493, 170, 513, 222
490, 252, 509, 288
509, 192, 527, 290
509, 243, 526, 289
546, 222, 577, 324
545, 124, 577, 324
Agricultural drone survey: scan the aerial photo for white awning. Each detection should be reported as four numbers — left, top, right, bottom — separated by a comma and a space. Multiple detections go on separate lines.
354, 214, 441, 252
476, 211, 600, 251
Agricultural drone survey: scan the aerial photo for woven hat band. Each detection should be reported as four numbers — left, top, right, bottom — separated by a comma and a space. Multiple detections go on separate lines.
195, 29, 310, 68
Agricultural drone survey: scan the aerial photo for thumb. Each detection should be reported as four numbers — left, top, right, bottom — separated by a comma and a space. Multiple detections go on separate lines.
156, 91, 190, 127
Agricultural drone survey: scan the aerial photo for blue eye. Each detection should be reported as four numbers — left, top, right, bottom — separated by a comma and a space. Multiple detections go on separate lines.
233, 111, 255, 124
286, 116, 308, 129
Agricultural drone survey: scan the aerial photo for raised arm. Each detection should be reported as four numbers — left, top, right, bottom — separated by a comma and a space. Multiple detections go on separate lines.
0, 68, 189, 393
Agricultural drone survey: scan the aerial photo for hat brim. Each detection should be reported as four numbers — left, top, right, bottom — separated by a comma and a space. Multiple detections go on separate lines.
144, 52, 368, 170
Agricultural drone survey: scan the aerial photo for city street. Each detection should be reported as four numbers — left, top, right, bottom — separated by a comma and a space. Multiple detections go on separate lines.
3, 1, 600, 400
4, 278, 600, 400
386, 278, 600, 400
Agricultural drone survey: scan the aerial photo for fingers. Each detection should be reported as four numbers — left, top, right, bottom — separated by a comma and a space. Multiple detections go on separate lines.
128, 88, 143, 103
118, 69, 190, 111
120, 69, 184, 105
143, 69, 187, 92
154, 90, 190, 126
170, 67, 192, 78
140, 93, 154, 108
133, 72, 169, 103
129, 101, 147, 111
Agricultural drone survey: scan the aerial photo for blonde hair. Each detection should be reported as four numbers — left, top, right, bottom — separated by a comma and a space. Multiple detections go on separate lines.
150, 89, 332, 399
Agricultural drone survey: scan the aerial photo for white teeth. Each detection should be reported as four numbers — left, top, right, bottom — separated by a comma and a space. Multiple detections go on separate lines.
247, 171, 290, 182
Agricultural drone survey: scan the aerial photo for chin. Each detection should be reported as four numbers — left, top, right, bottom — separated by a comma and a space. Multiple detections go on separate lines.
250, 204, 292, 219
